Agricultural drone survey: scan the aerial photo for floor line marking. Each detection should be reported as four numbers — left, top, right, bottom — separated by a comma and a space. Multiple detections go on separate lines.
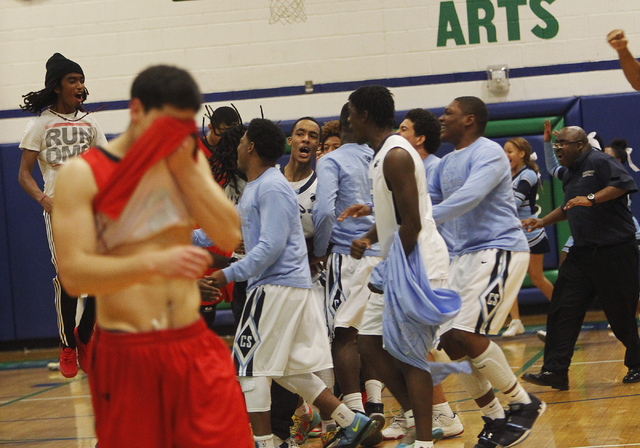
0, 378, 82, 408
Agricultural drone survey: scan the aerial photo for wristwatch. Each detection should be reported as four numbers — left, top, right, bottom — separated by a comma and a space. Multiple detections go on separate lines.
587, 193, 597, 206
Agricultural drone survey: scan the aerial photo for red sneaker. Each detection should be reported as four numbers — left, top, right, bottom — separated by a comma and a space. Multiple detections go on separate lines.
59, 346, 78, 378
74, 327, 92, 374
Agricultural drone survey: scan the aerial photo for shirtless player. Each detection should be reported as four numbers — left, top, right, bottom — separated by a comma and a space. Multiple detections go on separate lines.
51, 65, 252, 448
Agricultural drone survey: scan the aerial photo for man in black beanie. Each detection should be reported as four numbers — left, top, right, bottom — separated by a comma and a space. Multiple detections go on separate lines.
45, 53, 84, 89
19, 53, 106, 378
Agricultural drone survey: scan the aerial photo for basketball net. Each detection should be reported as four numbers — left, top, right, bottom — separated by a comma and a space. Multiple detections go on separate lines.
269, 0, 306, 24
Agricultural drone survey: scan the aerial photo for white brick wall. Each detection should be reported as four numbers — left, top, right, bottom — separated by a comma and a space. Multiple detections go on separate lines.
1, 0, 640, 143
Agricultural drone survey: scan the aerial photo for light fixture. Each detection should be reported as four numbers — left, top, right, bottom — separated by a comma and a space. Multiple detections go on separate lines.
486, 65, 510, 94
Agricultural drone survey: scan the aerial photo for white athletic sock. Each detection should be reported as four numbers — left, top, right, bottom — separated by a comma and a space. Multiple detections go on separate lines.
254, 434, 276, 448
332, 403, 356, 428
343, 392, 365, 412
480, 397, 505, 420
415, 442, 435, 448
404, 409, 416, 429
365, 379, 383, 403
472, 341, 519, 392
432, 402, 455, 418
322, 419, 337, 433
295, 401, 312, 417
505, 383, 532, 405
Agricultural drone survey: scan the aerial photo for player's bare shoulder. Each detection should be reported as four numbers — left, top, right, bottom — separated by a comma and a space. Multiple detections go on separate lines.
56, 154, 99, 201
383, 146, 415, 176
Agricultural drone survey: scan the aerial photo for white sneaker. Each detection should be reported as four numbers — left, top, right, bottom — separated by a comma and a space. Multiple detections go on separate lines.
381, 413, 407, 440
502, 319, 525, 337
433, 412, 464, 438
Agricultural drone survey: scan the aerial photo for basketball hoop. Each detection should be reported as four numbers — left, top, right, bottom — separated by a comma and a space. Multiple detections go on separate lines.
269, 0, 306, 24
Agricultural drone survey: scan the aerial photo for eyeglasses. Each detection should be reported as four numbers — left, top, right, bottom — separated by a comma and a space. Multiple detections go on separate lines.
553, 141, 583, 150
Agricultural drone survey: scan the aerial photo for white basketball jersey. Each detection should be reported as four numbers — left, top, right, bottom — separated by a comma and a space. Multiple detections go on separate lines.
370, 134, 449, 281
288, 172, 317, 239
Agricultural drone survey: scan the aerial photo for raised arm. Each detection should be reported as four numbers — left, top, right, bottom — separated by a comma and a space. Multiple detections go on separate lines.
166, 140, 241, 252
543, 119, 566, 180
608, 29, 640, 91
53, 158, 213, 296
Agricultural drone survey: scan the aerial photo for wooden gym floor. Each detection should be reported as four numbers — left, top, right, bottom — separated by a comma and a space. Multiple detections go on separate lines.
1, 311, 639, 447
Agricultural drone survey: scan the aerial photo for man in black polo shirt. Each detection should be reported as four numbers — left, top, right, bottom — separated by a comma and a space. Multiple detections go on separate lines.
521, 126, 640, 389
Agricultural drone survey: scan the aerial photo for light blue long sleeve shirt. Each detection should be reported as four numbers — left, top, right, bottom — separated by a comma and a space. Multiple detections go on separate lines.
543, 140, 566, 180
192, 228, 213, 247
429, 137, 529, 256
313, 143, 381, 257
423, 154, 441, 184
223, 167, 311, 290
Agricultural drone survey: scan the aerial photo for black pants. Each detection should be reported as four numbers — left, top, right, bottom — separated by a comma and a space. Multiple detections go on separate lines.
57, 278, 95, 349
543, 239, 640, 374
232, 281, 298, 440
199, 304, 217, 330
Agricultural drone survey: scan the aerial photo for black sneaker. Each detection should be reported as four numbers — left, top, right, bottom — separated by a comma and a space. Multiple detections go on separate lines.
473, 416, 507, 448
364, 401, 384, 415
498, 394, 546, 447
623, 366, 640, 383
359, 405, 385, 447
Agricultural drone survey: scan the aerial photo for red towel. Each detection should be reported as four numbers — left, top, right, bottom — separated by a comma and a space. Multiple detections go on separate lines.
94, 116, 203, 220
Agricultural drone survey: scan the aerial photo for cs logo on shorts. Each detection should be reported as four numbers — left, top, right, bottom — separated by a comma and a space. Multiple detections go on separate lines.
234, 318, 261, 373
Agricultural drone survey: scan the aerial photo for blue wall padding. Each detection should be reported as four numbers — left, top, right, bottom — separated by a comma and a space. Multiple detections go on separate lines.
0, 144, 57, 341
0, 148, 16, 341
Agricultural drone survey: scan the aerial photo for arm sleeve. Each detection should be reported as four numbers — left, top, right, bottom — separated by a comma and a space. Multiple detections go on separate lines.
543, 141, 566, 180
432, 151, 507, 225
223, 190, 293, 282
312, 158, 339, 257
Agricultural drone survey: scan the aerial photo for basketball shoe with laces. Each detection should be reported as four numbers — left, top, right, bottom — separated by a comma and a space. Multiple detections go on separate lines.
498, 394, 545, 447
291, 407, 321, 443
361, 402, 385, 446
59, 346, 78, 378
324, 413, 377, 448
381, 412, 406, 440
474, 416, 507, 448
433, 411, 464, 438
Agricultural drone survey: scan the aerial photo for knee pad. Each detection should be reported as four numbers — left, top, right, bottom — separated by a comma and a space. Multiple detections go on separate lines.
238, 376, 271, 412
315, 368, 335, 390
455, 357, 492, 400
472, 341, 517, 392
275, 373, 327, 405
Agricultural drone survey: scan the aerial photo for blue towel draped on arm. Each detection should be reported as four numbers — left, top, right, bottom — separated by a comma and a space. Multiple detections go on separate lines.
370, 232, 471, 383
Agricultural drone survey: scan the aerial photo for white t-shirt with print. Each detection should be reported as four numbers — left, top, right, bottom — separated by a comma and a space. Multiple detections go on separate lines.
19, 109, 108, 197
